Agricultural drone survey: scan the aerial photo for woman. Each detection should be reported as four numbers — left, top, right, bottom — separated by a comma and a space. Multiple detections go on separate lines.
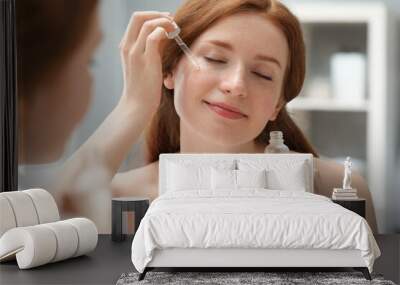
16, 0, 101, 163
16, 0, 106, 230
59, 0, 377, 233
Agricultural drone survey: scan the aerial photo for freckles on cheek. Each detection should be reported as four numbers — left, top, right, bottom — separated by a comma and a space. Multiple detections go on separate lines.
254, 97, 278, 121
185, 62, 215, 88
176, 64, 214, 100
173, 70, 197, 116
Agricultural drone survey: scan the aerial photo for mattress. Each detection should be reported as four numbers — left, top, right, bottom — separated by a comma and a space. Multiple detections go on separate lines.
131, 189, 380, 273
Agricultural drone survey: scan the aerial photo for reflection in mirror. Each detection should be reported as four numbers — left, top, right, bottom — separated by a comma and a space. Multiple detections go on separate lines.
17, 0, 101, 164
16, 0, 111, 231
16, 0, 175, 234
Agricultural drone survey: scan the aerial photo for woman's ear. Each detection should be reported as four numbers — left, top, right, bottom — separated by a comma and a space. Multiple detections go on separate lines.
163, 72, 174, 90
270, 97, 285, 121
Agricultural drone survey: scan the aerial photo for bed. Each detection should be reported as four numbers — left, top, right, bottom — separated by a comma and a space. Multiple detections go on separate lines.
131, 153, 380, 281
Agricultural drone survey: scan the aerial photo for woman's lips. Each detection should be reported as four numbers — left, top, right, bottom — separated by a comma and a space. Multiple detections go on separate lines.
203, 101, 246, 120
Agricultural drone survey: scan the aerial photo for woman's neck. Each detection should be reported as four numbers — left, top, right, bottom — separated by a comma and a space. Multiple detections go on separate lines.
179, 123, 266, 153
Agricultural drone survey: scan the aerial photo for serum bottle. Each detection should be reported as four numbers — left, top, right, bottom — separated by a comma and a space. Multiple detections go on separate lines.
264, 131, 290, 153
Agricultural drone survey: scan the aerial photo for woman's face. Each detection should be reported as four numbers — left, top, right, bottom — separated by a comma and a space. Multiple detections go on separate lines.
166, 12, 288, 147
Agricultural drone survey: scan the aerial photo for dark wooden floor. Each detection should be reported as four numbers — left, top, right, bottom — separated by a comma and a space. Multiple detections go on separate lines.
373, 234, 400, 284
0, 234, 398, 284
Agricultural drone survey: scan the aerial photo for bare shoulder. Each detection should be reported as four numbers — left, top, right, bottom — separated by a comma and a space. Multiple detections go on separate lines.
314, 158, 365, 187
313, 157, 343, 177
313, 156, 377, 233
312, 157, 367, 195
111, 161, 159, 200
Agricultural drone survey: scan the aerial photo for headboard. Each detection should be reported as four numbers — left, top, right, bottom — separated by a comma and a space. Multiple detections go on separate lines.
159, 153, 314, 195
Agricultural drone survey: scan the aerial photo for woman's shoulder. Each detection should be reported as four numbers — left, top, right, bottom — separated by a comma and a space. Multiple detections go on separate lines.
313, 156, 349, 184
111, 160, 159, 200
313, 157, 343, 175
312, 156, 364, 179
312, 156, 368, 193
287, 151, 344, 176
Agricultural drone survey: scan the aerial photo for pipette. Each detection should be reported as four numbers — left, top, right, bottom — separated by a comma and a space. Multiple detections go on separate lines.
166, 22, 201, 70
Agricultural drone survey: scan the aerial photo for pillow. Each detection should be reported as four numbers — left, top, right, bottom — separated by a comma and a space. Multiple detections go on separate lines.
167, 162, 210, 191
211, 168, 267, 190
236, 169, 267, 188
166, 159, 236, 192
211, 168, 236, 190
238, 159, 309, 192
265, 161, 308, 191
167, 158, 236, 170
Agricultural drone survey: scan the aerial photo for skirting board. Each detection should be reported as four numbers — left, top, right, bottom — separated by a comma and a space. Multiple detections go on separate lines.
148, 248, 366, 267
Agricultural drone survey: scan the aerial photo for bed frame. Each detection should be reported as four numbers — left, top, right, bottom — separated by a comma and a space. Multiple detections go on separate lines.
139, 248, 371, 280
138, 154, 372, 281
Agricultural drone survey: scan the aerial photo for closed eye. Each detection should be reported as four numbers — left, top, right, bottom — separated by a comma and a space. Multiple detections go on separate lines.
204, 56, 273, 81
253, 72, 273, 81
204, 57, 226, 64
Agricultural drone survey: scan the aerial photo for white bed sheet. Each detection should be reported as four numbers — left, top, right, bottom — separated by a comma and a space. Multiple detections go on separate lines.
131, 189, 380, 273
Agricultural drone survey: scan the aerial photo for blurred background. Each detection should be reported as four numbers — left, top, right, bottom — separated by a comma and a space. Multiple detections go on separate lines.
17, 0, 400, 234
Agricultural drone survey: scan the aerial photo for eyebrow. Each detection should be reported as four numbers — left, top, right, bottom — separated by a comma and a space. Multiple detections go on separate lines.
204, 39, 282, 69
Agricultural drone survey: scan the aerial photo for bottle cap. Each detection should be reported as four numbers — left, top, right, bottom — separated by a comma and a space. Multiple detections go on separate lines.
270, 131, 283, 139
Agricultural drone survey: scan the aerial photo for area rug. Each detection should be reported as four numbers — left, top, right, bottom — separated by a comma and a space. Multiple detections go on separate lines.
116, 271, 396, 285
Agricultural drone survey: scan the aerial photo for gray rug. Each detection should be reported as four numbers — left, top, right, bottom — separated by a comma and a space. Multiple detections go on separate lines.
116, 271, 396, 285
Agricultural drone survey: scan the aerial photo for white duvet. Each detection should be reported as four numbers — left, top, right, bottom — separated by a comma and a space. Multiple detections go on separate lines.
131, 189, 380, 273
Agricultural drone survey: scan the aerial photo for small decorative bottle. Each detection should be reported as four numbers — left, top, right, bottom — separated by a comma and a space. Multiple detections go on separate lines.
264, 131, 290, 153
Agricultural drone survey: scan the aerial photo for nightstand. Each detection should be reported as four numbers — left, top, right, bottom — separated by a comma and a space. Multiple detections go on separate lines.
332, 198, 365, 218
112, 197, 149, 242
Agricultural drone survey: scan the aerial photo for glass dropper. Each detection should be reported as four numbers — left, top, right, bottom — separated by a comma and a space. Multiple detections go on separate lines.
166, 23, 201, 70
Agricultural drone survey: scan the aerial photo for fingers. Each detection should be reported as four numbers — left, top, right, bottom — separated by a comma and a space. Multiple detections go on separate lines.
135, 17, 176, 54
120, 11, 171, 50
145, 26, 169, 62
135, 18, 175, 53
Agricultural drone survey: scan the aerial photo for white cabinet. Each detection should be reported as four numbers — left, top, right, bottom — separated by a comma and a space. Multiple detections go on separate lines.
285, 1, 399, 233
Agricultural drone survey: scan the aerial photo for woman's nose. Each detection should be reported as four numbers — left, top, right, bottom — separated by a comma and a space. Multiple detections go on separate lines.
219, 66, 247, 98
